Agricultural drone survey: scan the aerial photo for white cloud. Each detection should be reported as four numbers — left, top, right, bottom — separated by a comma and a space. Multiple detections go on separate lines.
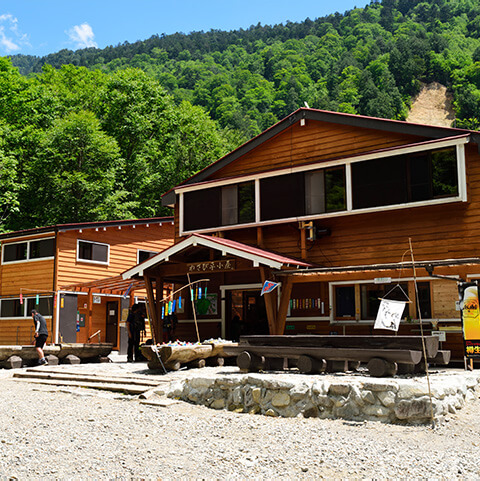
0, 13, 29, 53
67, 23, 97, 49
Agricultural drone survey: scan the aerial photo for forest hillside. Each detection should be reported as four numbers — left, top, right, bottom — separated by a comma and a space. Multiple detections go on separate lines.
2, 0, 480, 232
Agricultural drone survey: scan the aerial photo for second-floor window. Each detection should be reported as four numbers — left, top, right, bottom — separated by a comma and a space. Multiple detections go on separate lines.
2, 238, 55, 264
77, 240, 109, 265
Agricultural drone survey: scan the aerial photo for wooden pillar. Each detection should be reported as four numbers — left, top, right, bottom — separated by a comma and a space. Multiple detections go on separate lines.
260, 266, 277, 335
86, 288, 94, 341
145, 276, 159, 344
155, 276, 164, 344
275, 276, 293, 335
257, 227, 264, 248
300, 226, 307, 260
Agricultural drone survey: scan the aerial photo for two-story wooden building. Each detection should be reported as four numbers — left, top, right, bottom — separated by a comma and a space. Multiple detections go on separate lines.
0, 217, 174, 348
123, 108, 480, 360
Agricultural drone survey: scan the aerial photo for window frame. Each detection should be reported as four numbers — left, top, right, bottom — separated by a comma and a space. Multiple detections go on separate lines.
76, 239, 110, 265
178, 139, 467, 235
0, 296, 54, 319
1, 237, 55, 265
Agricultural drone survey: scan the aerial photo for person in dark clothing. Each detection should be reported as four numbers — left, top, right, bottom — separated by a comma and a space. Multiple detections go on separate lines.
31, 309, 48, 365
126, 304, 145, 362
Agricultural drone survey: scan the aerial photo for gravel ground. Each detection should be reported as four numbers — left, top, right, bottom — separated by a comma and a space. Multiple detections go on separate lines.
0, 365, 480, 480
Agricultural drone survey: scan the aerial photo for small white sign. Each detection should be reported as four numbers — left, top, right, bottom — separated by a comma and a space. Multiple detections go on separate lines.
432, 331, 446, 342
374, 277, 392, 284
93, 295, 101, 304
374, 298, 406, 331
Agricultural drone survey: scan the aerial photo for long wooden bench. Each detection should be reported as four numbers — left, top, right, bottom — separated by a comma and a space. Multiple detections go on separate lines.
222, 335, 450, 377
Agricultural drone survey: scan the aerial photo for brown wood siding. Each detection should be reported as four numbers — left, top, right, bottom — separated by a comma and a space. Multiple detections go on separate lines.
210, 120, 424, 179
0, 259, 55, 296
56, 223, 174, 288
0, 317, 53, 345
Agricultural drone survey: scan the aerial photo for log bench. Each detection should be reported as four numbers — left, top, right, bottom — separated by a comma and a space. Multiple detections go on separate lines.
222, 335, 449, 377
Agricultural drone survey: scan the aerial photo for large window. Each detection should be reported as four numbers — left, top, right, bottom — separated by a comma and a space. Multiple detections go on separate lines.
184, 182, 255, 231
77, 240, 109, 264
2, 238, 55, 264
0, 297, 53, 318
138, 250, 158, 264
352, 148, 458, 210
180, 145, 463, 233
360, 283, 409, 320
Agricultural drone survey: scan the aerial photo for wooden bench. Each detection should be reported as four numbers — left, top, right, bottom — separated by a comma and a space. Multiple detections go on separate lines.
222, 335, 450, 377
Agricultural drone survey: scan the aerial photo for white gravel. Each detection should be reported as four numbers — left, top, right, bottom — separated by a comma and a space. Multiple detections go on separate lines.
0, 364, 479, 479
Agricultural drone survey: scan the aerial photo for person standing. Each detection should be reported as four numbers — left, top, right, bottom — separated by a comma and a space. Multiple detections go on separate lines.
31, 309, 48, 365
126, 304, 145, 362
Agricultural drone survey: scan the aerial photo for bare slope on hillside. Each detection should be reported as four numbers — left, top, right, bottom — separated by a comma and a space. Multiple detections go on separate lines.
407, 82, 455, 127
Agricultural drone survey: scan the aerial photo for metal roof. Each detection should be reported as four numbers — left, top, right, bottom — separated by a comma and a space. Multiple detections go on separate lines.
0, 217, 174, 241
123, 233, 315, 279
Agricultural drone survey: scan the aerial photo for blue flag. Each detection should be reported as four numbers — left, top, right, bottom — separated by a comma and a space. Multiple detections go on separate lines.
261, 280, 279, 296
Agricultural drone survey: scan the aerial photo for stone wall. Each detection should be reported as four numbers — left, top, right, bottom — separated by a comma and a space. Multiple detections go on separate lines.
166, 369, 480, 424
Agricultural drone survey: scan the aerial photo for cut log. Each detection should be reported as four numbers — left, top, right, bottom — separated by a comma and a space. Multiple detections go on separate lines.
187, 359, 206, 369
164, 360, 182, 371
428, 350, 451, 365
348, 360, 361, 371
240, 335, 439, 358
264, 357, 285, 371
326, 360, 348, 373
237, 351, 265, 371
45, 355, 59, 366
206, 356, 225, 367
297, 355, 326, 374
224, 345, 423, 365
367, 358, 398, 377
397, 363, 415, 374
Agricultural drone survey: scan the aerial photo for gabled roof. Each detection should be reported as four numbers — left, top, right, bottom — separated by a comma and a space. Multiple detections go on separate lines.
0, 216, 174, 241
162, 107, 480, 206
122, 233, 314, 279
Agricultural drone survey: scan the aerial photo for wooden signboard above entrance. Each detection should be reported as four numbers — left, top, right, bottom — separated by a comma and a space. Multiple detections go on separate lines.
187, 260, 236, 273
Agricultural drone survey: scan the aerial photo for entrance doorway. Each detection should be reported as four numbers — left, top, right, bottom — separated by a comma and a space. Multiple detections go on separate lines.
226, 289, 268, 340
105, 301, 119, 346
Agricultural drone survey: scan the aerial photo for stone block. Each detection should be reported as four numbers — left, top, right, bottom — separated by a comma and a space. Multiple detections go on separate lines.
394, 397, 433, 420
63, 354, 80, 365
363, 405, 391, 417
363, 381, 399, 392
2, 355, 22, 369
315, 395, 334, 408
272, 391, 291, 408
265, 408, 278, 417
45, 354, 59, 365
302, 406, 319, 418
190, 377, 215, 389
328, 383, 351, 396
377, 391, 396, 408
361, 391, 376, 404
210, 398, 225, 410
251, 387, 262, 404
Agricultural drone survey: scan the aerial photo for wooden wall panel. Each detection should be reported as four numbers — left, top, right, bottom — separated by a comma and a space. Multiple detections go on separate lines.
210, 121, 422, 179
432, 281, 459, 319
0, 260, 55, 296
56, 222, 174, 288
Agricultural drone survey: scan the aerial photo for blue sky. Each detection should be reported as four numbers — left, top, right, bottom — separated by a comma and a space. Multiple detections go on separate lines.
0, 1, 370, 57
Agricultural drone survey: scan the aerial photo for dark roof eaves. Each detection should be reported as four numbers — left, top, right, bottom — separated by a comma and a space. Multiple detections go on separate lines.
0, 216, 174, 241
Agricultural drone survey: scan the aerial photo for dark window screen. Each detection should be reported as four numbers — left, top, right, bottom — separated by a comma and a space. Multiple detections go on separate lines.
138, 250, 158, 263
184, 187, 221, 231
3, 242, 27, 262
27, 297, 53, 317
352, 156, 407, 209
237, 182, 255, 224
30, 238, 55, 259
409, 155, 431, 202
78, 241, 108, 263
1, 299, 23, 317
335, 286, 356, 318
260, 172, 305, 221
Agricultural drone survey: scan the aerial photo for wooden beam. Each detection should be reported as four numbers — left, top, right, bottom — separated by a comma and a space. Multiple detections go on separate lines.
275, 276, 293, 335
86, 288, 94, 341
260, 266, 277, 335
257, 227, 264, 248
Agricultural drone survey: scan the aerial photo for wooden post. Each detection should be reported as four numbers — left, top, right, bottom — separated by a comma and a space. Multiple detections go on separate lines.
155, 277, 163, 344
300, 225, 307, 260
86, 288, 94, 341
257, 227, 264, 248
260, 266, 277, 335
275, 276, 293, 335
145, 276, 158, 344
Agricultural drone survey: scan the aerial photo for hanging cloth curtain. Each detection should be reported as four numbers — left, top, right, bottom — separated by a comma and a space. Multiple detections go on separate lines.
374, 284, 411, 332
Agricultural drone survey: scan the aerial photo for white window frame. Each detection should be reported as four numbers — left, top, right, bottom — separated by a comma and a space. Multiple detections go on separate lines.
1, 237, 55, 265
76, 239, 110, 265
178, 138, 468, 236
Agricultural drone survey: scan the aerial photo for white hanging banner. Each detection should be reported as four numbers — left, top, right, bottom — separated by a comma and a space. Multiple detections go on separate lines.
374, 298, 407, 332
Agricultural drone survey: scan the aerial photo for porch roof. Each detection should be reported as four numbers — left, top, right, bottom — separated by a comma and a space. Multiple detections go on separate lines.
61, 275, 146, 296
122, 233, 315, 279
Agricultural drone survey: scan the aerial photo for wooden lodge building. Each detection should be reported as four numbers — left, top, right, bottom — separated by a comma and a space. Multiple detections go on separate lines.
123, 108, 480, 361
0, 218, 174, 348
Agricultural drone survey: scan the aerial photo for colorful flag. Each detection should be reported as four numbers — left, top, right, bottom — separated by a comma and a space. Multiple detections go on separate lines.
261, 280, 279, 296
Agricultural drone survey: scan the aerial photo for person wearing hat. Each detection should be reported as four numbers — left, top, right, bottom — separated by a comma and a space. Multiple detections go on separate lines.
31, 309, 49, 365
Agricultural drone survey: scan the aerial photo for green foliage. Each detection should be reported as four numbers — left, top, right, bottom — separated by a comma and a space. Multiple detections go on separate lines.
3, 0, 480, 230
